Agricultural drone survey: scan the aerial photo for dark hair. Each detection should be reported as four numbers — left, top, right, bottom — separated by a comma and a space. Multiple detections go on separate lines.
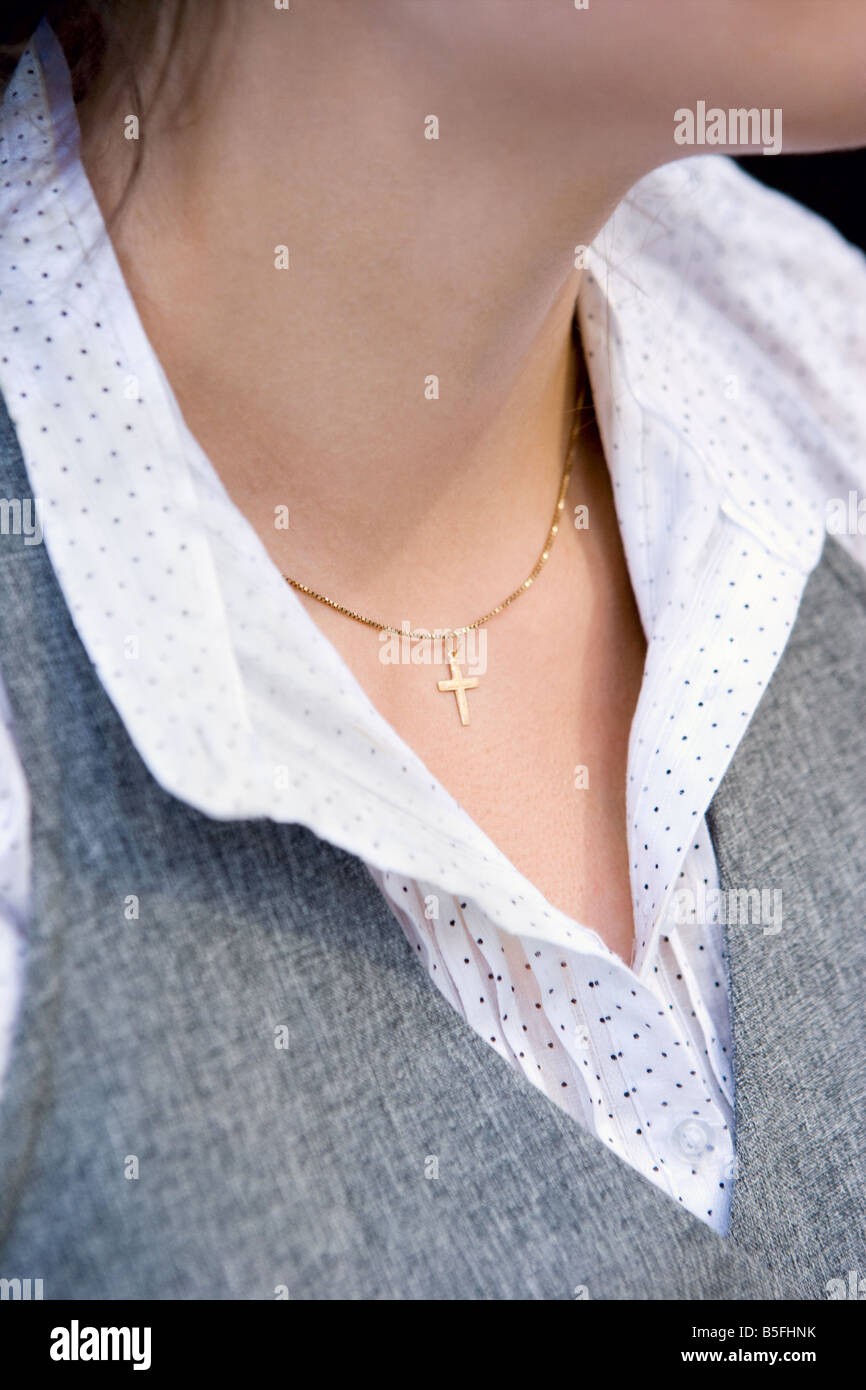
1, 2, 201, 224
4, 3, 115, 98
0, 3, 195, 105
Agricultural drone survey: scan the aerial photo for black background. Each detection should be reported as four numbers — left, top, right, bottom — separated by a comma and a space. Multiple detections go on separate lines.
737, 147, 866, 252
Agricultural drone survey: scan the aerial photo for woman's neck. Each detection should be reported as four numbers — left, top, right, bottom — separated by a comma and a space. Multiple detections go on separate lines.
78, 1, 647, 622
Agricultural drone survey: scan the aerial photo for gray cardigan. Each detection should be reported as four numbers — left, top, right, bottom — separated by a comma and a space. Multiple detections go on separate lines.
0, 390, 862, 1299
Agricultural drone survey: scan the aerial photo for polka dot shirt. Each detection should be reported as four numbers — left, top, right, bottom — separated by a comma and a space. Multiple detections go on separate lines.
1, 25, 865, 1236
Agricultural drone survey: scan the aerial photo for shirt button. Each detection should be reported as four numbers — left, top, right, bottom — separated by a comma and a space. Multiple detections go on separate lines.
672, 1116, 714, 1160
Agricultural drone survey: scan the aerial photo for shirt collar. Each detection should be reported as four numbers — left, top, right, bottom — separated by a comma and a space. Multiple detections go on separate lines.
0, 22, 852, 964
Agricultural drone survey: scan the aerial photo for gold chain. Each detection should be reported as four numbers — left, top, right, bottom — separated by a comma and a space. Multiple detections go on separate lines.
283, 376, 590, 642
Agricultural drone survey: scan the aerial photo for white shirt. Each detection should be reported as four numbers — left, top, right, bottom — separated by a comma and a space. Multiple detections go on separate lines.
1, 23, 865, 1237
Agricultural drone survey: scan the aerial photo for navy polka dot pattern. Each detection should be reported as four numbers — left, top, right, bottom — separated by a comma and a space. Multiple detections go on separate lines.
1, 26, 865, 1235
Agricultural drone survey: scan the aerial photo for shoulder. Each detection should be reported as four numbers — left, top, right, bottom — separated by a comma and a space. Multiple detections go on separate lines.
588, 155, 866, 569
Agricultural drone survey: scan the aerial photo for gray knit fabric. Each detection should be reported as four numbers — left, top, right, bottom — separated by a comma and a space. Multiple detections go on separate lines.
0, 390, 861, 1299
706, 534, 866, 1295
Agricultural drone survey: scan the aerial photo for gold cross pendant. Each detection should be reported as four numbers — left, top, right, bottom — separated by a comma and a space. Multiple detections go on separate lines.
436, 649, 479, 727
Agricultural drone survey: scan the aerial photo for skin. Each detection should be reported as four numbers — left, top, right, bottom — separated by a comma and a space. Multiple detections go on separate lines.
78, 0, 866, 964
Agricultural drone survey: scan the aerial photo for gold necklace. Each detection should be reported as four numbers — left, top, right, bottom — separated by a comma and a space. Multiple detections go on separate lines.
283, 377, 590, 727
